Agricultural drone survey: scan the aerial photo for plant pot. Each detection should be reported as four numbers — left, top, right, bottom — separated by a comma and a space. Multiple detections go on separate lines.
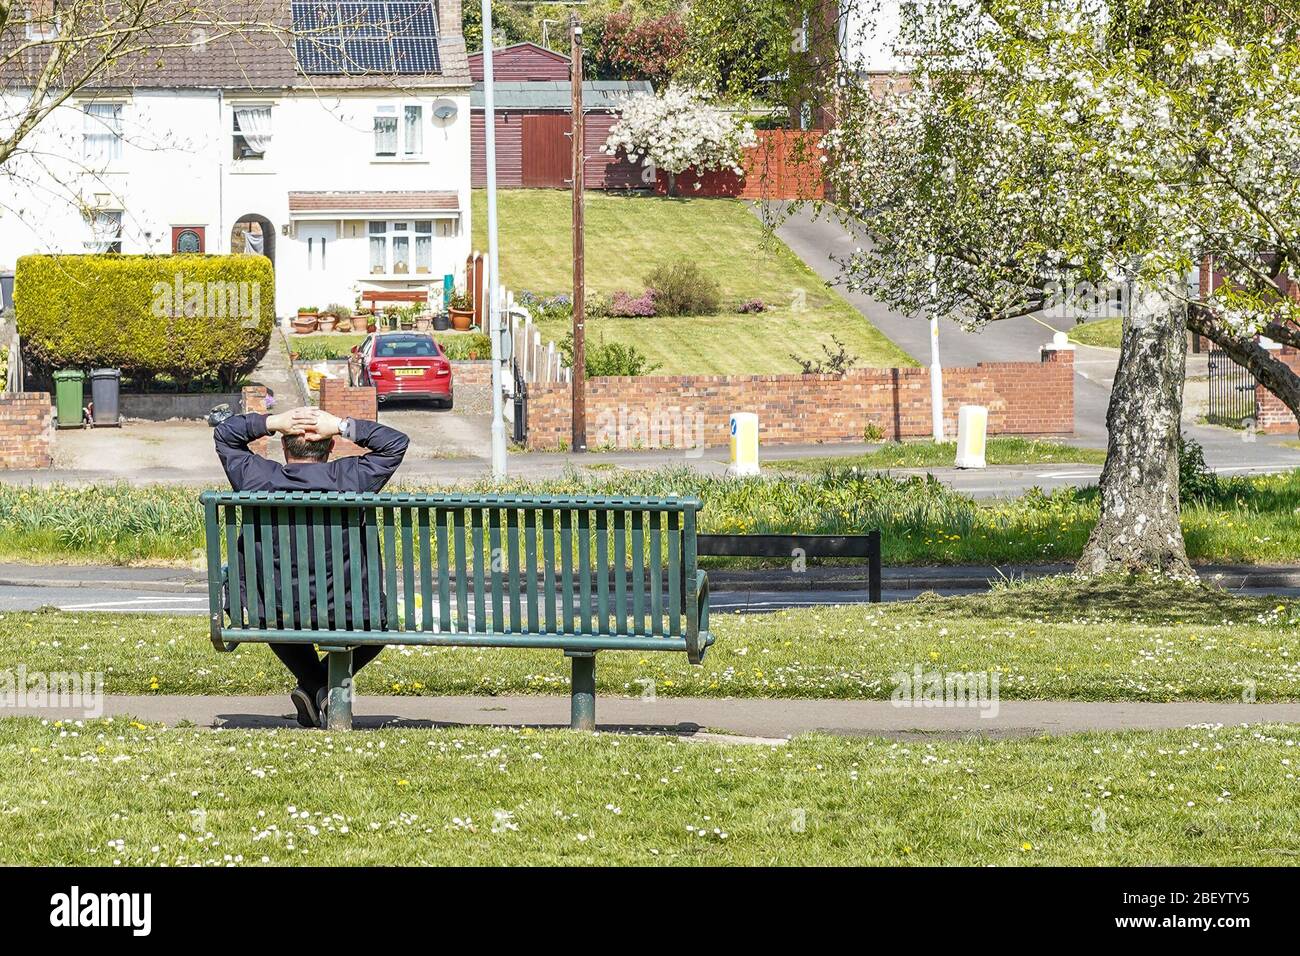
318, 317, 337, 333
432, 313, 450, 332
291, 316, 318, 334
334, 317, 352, 333
414, 316, 431, 332
366, 321, 378, 333
297, 310, 318, 321
450, 308, 473, 332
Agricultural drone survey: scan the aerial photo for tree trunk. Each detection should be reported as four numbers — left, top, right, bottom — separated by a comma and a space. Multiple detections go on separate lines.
666, 170, 678, 197
1077, 293, 1193, 576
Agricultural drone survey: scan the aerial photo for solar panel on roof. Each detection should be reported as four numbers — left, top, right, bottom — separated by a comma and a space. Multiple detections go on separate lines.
292, 0, 442, 76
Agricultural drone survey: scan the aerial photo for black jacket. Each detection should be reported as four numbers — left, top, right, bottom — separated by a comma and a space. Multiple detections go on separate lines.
216, 413, 410, 630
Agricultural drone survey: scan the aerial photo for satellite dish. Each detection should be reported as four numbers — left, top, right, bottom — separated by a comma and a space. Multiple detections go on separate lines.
432, 100, 458, 123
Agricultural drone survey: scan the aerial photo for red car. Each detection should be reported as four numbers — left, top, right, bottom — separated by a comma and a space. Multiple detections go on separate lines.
349, 332, 454, 408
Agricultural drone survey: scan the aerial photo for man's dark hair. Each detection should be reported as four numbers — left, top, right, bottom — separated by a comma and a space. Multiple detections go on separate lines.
282, 434, 333, 463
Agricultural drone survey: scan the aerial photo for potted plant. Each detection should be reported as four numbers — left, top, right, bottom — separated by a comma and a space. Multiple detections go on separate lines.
449, 290, 474, 332
292, 306, 319, 334
432, 311, 450, 332
317, 313, 337, 333
414, 310, 432, 332
324, 303, 352, 333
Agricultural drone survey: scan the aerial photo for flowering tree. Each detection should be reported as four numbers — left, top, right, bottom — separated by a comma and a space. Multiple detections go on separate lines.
826, 0, 1300, 575
604, 85, 758, 195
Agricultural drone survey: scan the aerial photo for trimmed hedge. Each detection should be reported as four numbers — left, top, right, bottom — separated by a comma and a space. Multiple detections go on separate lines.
15, 254, 274, 386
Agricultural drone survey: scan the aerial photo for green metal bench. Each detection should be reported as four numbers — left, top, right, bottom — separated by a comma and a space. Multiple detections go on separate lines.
201, 491, 713, 730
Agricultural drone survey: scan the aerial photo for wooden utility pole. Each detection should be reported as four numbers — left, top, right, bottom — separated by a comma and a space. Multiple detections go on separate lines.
570, 12, 587, 452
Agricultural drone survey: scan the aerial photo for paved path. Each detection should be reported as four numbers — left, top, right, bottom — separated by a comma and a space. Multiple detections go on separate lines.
10, 694, 1299, 739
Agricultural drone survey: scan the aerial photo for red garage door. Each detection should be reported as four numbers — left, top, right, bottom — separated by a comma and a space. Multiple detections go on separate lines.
521, 114, 571, 188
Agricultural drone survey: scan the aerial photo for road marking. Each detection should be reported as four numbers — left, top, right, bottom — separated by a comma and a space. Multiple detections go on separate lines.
63, 597, 206, 610
1033, 471, 1100, 479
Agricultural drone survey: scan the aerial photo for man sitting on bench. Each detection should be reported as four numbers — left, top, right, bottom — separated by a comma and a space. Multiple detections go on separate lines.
214, 406, 410, 727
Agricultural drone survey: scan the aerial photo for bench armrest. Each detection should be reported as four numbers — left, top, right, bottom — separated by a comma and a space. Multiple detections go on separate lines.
685, 569, 710, 665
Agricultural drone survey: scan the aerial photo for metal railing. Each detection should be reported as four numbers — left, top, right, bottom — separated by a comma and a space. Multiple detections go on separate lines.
1207, 349, 1257, 427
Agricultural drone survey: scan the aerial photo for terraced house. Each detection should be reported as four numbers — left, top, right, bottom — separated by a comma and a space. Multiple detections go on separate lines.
0, 0, 473, 312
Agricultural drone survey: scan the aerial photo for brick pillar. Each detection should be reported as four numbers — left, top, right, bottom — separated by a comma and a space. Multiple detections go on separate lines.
241, 385, 269, 456
1039, 337, 1075, 436
0, 392, 55, 469
1255, 347, 1300, 435
319, 379, 378, 459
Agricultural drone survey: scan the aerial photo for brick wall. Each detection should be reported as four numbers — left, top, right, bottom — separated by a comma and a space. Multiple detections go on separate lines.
1255, 348, 1300, 435
241, 386, 269, 456
452, 360, 492, 389
0, 392, 54, 469
319, 380, 378, 458
526, 348, 1074, 450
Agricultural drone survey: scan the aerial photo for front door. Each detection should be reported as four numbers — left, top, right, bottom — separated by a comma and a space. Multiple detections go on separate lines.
521, 114, 571, 188
299, 223, 336, 273
172, 226, 205, 253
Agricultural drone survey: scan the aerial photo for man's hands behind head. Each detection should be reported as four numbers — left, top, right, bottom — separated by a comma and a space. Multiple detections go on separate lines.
266, 407, 342, 441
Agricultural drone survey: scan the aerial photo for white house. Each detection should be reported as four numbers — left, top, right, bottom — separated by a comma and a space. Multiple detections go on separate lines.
0, 0, 473, 315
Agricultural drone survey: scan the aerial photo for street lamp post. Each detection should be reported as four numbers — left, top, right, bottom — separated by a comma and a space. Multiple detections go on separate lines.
482, 0, 507, 479
928, 254, 944, 442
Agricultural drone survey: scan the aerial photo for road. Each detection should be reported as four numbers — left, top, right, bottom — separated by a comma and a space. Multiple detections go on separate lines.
769, 201, 1300, 468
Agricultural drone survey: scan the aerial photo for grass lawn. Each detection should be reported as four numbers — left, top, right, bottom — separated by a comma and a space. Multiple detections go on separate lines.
6, 468, 1300, 567
770, 437, 1107, 473
1068, 318, 1123, 349
2, 718, 1296, 865
9, 580, 1299, 701
470, 190, 914, 374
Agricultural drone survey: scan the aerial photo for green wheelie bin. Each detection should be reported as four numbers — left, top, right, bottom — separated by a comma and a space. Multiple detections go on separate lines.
53, 369, 85, 428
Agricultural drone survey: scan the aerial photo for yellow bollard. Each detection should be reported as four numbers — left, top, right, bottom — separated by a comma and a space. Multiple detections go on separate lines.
954, 405, 987, 469
728, 412, 760, 476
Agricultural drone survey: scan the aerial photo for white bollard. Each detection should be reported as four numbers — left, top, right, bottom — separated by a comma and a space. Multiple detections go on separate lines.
954, 405, 988, 469
728, 412, 760, 476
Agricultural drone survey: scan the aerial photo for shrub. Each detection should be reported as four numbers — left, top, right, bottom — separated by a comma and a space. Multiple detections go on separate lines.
560, 333, 661, 377
15, 254, 274, 388
440, 332, 492, 361
1178, 434, 1219, 504
790, 335, 858, 375
609, 289, 657, 317
643, 259, 721, 316
737, 298, 767, 313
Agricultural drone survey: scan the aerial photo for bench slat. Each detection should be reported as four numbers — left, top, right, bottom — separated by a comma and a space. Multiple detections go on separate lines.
577, 509, 593, 633
400, 508, 416, 630
472, 508, 488, 633
433, 509, 448, 632
241, 506, 261, 627
347, 516, 363, 629
667, 510, 681, 638
630, 510, 645, 636
506, 508, 522, 634
542, 510, 557, 634
559, 510, 574, 633
648, 511, 663, 637
453, 509, 469, 632
383, 510, 398, 627
329, 511, 346, 630
225, 505, 243, 628
276, 507, 294, 628
312, 508, 329, 629
595, 510, 609, 635
365, 513, 382, 629
258, 508, 277, 628
613, 510, 627, 636
524, 509, 540, 634
488, 508, 504, 632
294, 510, 310, 629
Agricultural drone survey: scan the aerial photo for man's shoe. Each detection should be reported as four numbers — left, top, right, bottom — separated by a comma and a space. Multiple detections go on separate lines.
315, 685, 329, 729
290, 686, 320, 729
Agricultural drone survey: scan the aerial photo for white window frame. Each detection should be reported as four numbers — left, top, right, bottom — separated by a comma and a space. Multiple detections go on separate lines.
367, 218, 455, 276
81, 101, 125, 168
372, 103, 425, 161
231, 103, 275, 165
84, 209, 123, 253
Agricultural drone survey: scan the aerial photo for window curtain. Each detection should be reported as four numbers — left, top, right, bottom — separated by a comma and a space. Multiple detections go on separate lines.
374, 113, 398, 156
404, 106, 423, 156
84, 210, 120, 253
83, 104, 122, 165
234, 107, 273, 154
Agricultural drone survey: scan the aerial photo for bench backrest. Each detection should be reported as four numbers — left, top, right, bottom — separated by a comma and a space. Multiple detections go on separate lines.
361, 291, 428, 308
201, 491, 702, 645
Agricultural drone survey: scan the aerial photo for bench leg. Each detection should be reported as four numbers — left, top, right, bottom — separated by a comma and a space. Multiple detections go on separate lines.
569, 652, 596, 732
326, 649, 354, 731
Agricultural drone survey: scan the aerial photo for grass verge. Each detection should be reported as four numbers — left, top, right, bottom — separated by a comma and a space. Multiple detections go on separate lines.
1, 718, 1296, 865
8, 580, 1299, 701
471, 189, 914, 373
770, 437, 1107, 472
5, 468, 1300, 567
1068, 318, 1123, 349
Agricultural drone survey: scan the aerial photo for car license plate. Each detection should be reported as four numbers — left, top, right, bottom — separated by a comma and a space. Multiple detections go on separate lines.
394, 368, 423, 377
